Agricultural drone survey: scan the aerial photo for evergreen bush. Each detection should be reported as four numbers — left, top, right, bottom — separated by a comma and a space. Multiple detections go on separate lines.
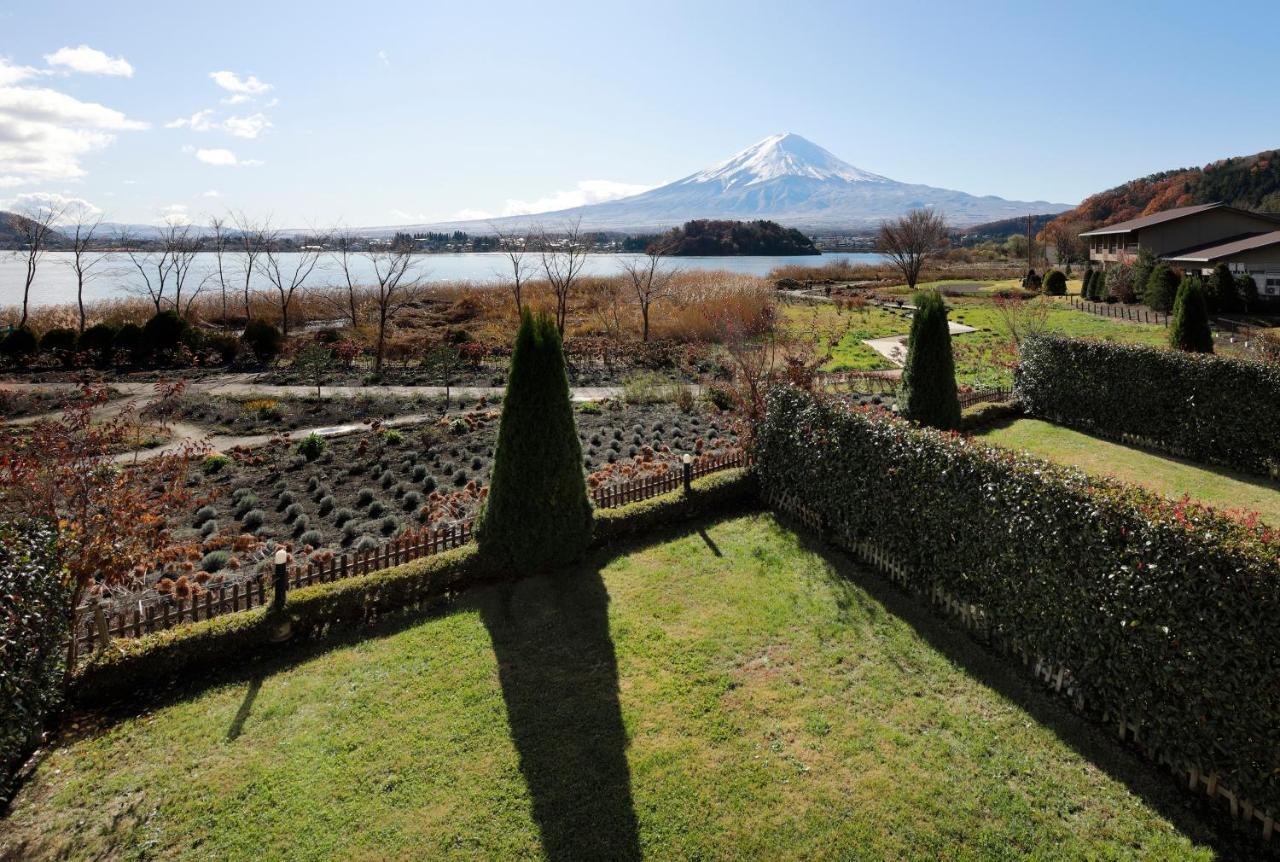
1143, 263, 1180, 312
1235, 273, 1258, 312
78, 323, 117, 359
112, 323, 144, 363
143, 310, 189, 352
474, 309, 592, 571
1092, 271, 1107, 302
1169, 276, 1214, 353
756, 387, 1280, 816
1, 522, 67, 803
1210, 262, 1238, 312
39, 327, 78, 354
242, 320, 284, 364
1081, 269, 1095, 299
898, 291, 960, 431
0, 327, 38, 363
1015, 334, 1280, 474
1043, 269, 1067, 296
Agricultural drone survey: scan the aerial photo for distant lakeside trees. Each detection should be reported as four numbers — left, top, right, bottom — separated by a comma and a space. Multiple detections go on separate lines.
649, 219, 819, 256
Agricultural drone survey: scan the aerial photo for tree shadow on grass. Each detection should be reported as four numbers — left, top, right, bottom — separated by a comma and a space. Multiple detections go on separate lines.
224, 673, 263, 742
784, 525, 1260, 861
478, 564, 641, 862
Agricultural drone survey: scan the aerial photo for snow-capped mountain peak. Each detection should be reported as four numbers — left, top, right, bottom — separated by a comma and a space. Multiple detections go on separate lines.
684, 132, 890, 188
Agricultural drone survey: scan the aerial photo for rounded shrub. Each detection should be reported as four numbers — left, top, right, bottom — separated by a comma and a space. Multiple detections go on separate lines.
298, 529, 324, 548
291, 515, 310, 537
198, 550, 231, 572
233, 495, 259, 519
357, 487, 377, 507
368, 500, 387, 518
202, 453, 231, 475
143, 310, 189, 352
1210, 262, 1237, 312
318, 495, 335, 516
899, 290, 960, 431
112, 323, 144, 362
333, 507, 357, 527
354, 535, 378, 552
242, 320, 284, 364
284, 502, 304, 523
276, 490, 296, 510
79, 323, 117, 358
474, 309, 592, 571
192, 505, 218, 527
199, 519, 219, 538
39, 327, 78, 354
296, 433, 327, 461
0, 327, 38, 363
1043, 269, 1067, 296
241, 509, 266, 531
402, 490, 423, 510
379, 515, 399, 535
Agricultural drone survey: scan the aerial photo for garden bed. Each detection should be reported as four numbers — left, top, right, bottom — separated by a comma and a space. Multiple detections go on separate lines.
86, 399, 742, 613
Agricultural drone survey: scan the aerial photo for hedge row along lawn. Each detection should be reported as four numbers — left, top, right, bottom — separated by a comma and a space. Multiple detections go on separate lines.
756, 388, 1280, 823
979, 418, 1280, 527
1016, 334, 1280, 476
1, 514, 1228, 860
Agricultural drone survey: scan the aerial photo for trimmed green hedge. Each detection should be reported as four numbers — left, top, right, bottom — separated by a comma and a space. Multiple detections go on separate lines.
72, 468, 757, 707
1015, 334, 1280, 476
1, 521, 68, 804
756, 387, 1280, 813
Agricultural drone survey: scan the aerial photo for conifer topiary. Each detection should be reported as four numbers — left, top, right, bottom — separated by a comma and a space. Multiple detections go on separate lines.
1043, 269, 1067, 296
1093, 271, 1107, 302
1144, 263, 1180, 312
1211, 262, 1238, 312
899, 290, 960, 431
475, 309, 592, 571
1169, 275, 1214, 353
1081, 269, 1095, 299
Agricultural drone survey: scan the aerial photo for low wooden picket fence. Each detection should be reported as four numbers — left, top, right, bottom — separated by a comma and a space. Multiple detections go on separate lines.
589, 450, 751, 509
957, 386, 1012, 409
1071, 296, 1169, 326
72, 451, 751, 658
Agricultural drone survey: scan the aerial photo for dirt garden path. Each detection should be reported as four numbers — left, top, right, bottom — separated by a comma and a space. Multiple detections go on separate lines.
0, 376, 661, 462
863, 320, 978, 367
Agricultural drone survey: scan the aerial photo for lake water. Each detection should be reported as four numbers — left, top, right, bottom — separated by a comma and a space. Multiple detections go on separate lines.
0, 251, 886, 308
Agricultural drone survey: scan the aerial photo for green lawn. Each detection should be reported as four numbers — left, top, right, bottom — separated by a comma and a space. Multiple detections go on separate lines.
978, 418, 1280, 527
2, 514, 1235, 860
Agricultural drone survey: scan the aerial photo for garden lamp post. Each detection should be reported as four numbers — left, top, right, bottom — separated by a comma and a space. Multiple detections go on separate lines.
682, 452, 693, 495
272, 548, 289, 613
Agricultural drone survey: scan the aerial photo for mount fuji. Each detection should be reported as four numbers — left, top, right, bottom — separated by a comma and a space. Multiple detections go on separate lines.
397, 133, 1072, 234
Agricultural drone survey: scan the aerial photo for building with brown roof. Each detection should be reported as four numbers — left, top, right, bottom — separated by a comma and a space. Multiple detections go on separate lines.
1079, 203, 1280, 301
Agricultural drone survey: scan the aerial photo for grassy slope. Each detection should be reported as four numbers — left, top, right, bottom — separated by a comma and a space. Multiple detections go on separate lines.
2, 515, 1228, 861
979, 418, 1280, 526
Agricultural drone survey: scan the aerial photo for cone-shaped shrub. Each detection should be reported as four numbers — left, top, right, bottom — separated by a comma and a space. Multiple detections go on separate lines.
1169, 276, 1214, 353
900, 290, 960, 431
1043, 269, 1067, 296
1211, 262, 1237, 312
1093, 271, 1107, 301
475, 309, 592, 571
1081, 269, 1095, 299
1144, 263, 1180, 312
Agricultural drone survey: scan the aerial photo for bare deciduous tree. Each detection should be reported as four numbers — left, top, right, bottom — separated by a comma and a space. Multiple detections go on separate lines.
61, 203, 106, 333
334, 236, 428, 372
618, 242, 674, 342
206, 216, 234, 328
328, 229, 365, 329
162, 221, 203, 318
256, 226, 328, 336
232, 212, 266, 322
117, 228, 174, 313
491, 222, 535, 313
539, 218, 588, 335
9, 197, 67, 329
876, 208, 949, 291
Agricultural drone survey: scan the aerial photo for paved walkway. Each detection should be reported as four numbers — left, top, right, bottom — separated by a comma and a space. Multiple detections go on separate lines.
862, 321, 978, 367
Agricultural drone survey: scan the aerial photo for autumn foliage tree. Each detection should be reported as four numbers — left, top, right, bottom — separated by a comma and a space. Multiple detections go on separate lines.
0, 383, 202, 680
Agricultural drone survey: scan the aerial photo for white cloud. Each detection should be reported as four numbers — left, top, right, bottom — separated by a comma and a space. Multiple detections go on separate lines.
44, 45, 134, 77
201, 189, 223, 198
191, 146, 262, 167
166, 109, 269, 139
378, 50, 390, 68
501, 179, 653, 216
451, 208, 495, 221
0, 83, 147, 186
0, 191, 102, 220
0, 57, 41, 86
210, 70, 271, 96
165, 108, 216, 131
223, 113, 270, 139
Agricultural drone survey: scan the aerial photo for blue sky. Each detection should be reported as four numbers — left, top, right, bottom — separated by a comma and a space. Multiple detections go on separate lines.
4, 0, 1280, 227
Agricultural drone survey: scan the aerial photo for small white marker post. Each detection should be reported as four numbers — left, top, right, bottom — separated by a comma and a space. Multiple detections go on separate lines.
682, 453, 693, 495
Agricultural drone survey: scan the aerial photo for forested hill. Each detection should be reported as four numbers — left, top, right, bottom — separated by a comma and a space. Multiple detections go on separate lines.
1046, 148, 1280, 233
654, 219, 819, 256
